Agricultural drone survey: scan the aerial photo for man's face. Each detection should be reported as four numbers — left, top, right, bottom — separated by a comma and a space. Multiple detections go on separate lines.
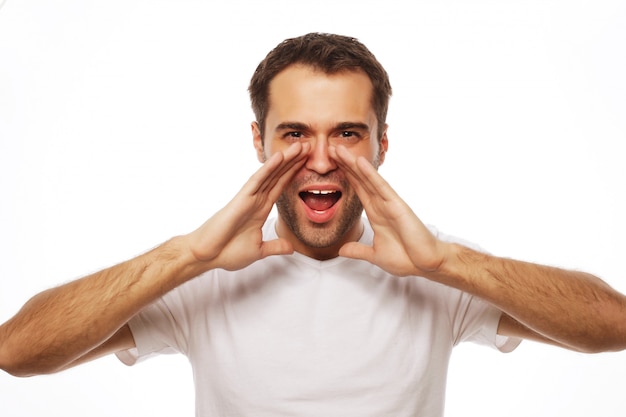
252, 64, 388, 260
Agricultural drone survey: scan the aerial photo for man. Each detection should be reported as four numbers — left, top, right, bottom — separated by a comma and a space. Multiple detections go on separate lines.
1, 33, 625, 416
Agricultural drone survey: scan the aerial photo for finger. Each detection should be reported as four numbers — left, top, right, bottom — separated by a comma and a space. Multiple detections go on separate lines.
259, 142, 310, 192
338, 241, 375, 262
332, 144, 399, 203
248, 142, 308, 196
328, 145, 375, 201
328, 144, 361, 180
244, 151, 285, 195
260, 238, 294, 258
354, 155, 400, 203
260, 143, 310, 200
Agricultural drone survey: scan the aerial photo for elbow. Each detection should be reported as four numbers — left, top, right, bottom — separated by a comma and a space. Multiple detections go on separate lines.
0, 344, 62, 377
1, 365, 36, 378
0, 352, 50, 378
576, 344, 626, 355
0, 328, 17, 376
594, 309, 626, 353
0, 343, 35, 378
573, 344, 620, 355
1, 354, 69, 378
570, 331, 626, 354
576, 298, 626, 354
0, 329, 48, 378
591, 339, 626, 354
0, 342, 25, 377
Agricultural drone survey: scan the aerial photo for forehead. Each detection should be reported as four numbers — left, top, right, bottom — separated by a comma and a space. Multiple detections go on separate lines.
265, 65, 375, 128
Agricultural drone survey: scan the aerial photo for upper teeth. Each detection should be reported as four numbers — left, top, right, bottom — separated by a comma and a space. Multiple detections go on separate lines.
308, 190, 337, 195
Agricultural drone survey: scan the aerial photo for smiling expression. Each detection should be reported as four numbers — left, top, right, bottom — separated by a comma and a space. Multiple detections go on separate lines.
252, 64, 388, 260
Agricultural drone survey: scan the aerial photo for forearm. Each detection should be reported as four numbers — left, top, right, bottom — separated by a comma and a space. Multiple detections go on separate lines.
434, 243, 626, 352
0, 235, 207, 376
0, 144, 308, 377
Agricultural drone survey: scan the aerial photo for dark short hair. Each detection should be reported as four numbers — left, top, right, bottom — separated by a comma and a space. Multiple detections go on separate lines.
248, 33, 392, 141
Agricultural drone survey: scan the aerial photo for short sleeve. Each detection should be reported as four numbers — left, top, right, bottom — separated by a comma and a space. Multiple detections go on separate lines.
429, 225, 522, 353
452, 293, 521, 353
116, 294, 190, 366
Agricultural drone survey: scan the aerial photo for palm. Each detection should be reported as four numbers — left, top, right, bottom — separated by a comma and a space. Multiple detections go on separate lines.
187, 143, 309, 271
331, 146, 445, 277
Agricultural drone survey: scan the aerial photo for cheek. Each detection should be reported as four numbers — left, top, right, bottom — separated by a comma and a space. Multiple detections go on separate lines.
263, 139, 287, 160
364, 142, 381, 165
260, 143, 277, 163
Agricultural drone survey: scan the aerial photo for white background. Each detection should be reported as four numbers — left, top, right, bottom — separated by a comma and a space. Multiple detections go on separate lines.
1, 1, 625, 416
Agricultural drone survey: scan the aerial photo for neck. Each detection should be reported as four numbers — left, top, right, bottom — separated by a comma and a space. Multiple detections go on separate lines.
275, 217, 364, 261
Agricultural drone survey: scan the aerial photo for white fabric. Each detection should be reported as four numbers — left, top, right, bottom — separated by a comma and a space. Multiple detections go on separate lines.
117, 218, 520, 417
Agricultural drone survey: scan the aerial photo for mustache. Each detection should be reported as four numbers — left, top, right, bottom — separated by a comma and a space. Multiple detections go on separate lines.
289, 172, 350, 189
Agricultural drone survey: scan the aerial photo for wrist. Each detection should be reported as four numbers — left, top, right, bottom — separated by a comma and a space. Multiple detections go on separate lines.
148, 235, 214, 287
425, 242, 484, 294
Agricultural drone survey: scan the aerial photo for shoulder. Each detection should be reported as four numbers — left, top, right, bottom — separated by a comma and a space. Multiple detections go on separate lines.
428, 224, 488, 254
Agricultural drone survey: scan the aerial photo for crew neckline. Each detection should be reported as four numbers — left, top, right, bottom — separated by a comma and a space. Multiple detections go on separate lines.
264, 217, 373, 268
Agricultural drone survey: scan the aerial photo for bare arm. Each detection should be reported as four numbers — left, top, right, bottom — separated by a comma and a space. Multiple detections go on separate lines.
0, 238, 199, 377
0, 143, 309, 377
443, 245, 626, 352
55, 324, 136, 373
330, 145, 626, 353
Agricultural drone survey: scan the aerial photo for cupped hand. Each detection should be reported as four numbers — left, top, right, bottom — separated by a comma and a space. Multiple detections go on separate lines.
186, 142, 310, 271
329, 145, 449, 277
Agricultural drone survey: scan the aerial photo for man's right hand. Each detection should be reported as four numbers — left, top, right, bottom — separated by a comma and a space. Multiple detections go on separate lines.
186, 142, 309, 271
0, 142, 309, 377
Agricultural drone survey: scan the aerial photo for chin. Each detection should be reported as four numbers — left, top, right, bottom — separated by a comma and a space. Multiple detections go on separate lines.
277, 190, 364, 249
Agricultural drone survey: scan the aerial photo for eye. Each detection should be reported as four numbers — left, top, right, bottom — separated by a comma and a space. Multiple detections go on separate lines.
283, 131, 303, 142
336, 131, 362, 143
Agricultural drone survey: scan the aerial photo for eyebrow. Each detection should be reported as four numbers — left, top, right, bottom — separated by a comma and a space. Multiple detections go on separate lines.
275, 122, 311, 132
274, 121, 370, 132
334, 122, 370, 131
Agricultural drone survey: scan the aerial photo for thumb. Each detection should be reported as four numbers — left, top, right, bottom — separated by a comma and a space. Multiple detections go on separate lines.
260, 238, 295, 259
339, 242, 374, 262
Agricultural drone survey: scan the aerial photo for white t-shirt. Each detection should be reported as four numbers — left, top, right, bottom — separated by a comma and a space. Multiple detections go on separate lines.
118, 218, 520, 417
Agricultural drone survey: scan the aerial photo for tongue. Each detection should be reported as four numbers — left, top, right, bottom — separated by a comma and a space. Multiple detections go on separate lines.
301, 193, 339, 211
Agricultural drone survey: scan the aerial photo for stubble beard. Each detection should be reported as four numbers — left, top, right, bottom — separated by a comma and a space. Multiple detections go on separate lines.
267, 145, 381, 250
275, 176, 364, 249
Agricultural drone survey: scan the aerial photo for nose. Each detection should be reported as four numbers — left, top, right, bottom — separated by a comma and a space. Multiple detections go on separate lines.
305, 137, 337, 175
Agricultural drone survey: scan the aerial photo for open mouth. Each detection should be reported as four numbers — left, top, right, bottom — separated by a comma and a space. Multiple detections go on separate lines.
299, 190, 342, 212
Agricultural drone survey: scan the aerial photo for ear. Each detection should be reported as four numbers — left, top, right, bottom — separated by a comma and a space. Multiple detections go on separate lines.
251, 121, 266, 163
377, 124, 389, 167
